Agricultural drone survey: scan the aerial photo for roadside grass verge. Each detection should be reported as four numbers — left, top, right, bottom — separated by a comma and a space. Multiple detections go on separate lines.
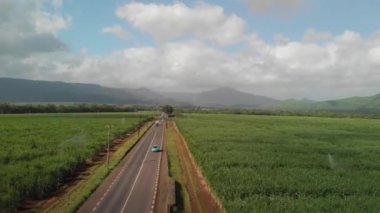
165, 121, 191, 213
41, 122, 152, 213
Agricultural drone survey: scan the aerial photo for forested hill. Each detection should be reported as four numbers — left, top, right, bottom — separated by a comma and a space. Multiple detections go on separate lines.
160, 87, 278, 108
2, 78, 380, 114
266, 94, 380, 114
0, 78, 146, 104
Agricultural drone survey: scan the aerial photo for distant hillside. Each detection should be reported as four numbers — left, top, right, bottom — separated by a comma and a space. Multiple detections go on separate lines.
265, 99, 315, 111
3, 77, 378, 113
126, 87, 178, 105
0, 78, 146, 104
158, 91, 196, 104
194, 87, 278, 107
161, 87, 278, 108
266, 94, 380, 114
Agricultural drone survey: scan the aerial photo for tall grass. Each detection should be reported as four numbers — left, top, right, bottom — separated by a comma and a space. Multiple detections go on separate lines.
0, 113, 152, 212
177, 114, 380, 212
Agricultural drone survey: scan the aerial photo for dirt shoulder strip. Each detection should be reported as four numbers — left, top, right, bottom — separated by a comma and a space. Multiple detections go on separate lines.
168, 120, 223, 213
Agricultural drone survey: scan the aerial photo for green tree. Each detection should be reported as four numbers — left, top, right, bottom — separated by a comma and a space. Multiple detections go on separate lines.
162, 105, 174, 114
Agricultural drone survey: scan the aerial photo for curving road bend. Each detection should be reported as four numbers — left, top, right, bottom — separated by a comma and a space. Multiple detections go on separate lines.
77, 121, 165, 213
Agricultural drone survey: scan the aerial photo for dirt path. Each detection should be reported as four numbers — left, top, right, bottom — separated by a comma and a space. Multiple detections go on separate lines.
170, 120, 223, 213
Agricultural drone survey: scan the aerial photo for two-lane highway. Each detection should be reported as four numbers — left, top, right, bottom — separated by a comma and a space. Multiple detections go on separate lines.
78, 121, 164, 213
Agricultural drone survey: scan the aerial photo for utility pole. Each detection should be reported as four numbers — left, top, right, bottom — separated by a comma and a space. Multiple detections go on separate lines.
106, 125, 112, 170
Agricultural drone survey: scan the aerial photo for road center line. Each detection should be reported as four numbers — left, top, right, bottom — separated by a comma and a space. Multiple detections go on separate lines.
119, 132, 157, 213
150, 124, 165, 212
92, 128, 155, 212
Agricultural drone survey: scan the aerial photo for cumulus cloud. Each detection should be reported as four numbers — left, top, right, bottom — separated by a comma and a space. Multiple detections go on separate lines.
2, 1, 380, 100
52, 0, 63, 8
62, 40, 282, 90
274, 34, 290, 45
0, 0, 69, 79
242, 0, 307, 16
49, 29, 380, 100
34, 11, 70, 33
101, 24, 129, 39
369, 46, 380, 65
272, 42, 331, 71
0, 0, 69, 56
303, 29, 332, 42
116, 2, 246, 45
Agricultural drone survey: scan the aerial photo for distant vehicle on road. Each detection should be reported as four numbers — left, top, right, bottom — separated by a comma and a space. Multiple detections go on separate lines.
155, 120, 159, 126
151, 145, 160, 152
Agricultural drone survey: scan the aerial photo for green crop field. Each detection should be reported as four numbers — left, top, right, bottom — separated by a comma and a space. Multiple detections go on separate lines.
176, 113, 380, 212
0, 112, 152, 211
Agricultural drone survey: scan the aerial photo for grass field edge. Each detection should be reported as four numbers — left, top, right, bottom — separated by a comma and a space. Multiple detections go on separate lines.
165, 120, 191, 212
172, 120, 224, 213
40, 121, 154, 213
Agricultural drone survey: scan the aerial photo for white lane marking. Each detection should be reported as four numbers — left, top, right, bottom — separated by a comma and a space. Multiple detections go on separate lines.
150, 124, 165, 212
92, 128, 155, 212
120, 132, 158, 213
92, 128, 156, 211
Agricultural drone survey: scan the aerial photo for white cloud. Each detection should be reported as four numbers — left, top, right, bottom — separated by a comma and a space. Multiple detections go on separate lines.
335, 30, 362, 44
80, 48, 87, 54
49, 30, 380, 100
4, 27, 380, 100
242, 0, 306, 16
101, 24, 129, 39
369, 46, 380, 65
303, 29, 332, 42
2, 1, 380, 100
0, 0, 69, 57
52, 0, 63, 8
0, 0, 68, 79
274, 34, 289, 45
272, 42, 331, 71
34, 11, 71, 33
116, 2, 246, 45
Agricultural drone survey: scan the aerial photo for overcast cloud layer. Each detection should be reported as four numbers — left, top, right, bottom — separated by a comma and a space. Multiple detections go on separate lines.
1, 0, 380, 100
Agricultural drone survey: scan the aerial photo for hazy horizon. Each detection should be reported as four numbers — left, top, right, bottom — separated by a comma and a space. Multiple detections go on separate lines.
1, 0, 380, 100
4, 76, 380, 102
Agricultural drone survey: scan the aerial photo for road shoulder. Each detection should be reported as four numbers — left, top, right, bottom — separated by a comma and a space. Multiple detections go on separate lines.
166, 119, 223, 213
34, 122, 153, 212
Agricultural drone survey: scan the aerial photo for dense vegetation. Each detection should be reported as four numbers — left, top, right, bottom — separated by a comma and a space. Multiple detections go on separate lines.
176, 114, 380, 212
176, 107, 380, 119
0, 113, 152, 211
162, 105, 174, 114
0, 103, 146, 114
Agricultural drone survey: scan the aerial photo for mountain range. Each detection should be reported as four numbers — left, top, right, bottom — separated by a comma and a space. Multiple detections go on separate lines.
161, 87, 277, 108
0, 78, 276, 107
267, 95, 380, 114
1, 77, 380, 114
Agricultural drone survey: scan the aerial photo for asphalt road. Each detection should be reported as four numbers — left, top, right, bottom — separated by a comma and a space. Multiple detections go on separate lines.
77, 121, 164, 213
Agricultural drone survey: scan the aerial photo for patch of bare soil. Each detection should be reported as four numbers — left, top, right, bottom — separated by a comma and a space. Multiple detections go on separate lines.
171, 121, 223, 213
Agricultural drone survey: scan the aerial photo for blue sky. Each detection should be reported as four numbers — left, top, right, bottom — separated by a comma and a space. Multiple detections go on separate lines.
1, 0, 380, 100
58, 0, 380, 55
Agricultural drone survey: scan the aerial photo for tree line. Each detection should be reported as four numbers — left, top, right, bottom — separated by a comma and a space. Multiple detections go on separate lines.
0, 103, 141, 114
175, 107, 380, 119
